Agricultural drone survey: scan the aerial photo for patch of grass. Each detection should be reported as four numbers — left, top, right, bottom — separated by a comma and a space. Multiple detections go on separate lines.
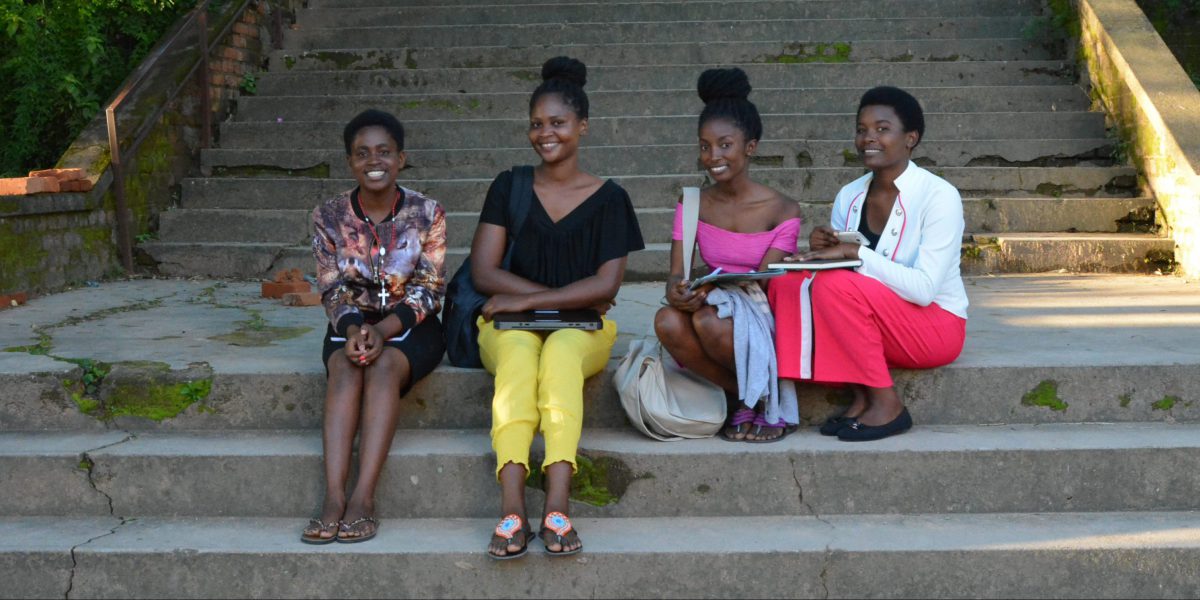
1119, 393, 1132, 408
1022, 380, 1068, 411
1152, 395, 1180, 411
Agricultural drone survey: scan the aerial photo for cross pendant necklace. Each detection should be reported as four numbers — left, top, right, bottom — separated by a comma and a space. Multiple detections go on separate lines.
361, 189, 402, 309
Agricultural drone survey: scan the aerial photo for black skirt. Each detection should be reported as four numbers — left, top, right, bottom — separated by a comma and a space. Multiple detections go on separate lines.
321, 314, 445, 395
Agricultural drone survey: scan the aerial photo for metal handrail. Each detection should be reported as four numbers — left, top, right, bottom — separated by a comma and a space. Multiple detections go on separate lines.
105, 0, 254, 271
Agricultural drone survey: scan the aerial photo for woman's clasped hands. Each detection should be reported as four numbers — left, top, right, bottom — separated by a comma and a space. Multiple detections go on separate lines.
344, 324, 383, 367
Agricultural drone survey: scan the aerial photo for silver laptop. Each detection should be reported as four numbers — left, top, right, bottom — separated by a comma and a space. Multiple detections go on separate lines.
492, 309, 603, 331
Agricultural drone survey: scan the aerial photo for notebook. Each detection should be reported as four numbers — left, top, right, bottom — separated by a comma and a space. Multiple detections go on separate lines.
766, 258, 863, 271
688, 268, 785, 291
492, 309, 604, 331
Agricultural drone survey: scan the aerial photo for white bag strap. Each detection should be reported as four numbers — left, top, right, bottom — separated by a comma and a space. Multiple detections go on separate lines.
681, 186, 701, 282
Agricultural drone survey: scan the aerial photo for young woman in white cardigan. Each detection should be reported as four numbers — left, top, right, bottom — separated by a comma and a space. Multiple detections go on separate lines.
769, 86, 969, 442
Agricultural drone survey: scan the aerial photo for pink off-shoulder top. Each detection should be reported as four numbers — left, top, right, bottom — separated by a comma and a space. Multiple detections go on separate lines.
672, 203, 801, 273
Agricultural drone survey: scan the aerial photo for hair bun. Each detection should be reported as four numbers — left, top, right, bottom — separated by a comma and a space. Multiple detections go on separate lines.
697, 68, 752, 104
541, 56, 587, 88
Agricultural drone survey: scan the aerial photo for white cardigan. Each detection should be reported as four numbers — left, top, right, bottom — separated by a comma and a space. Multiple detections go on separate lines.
830, 161, 969, 319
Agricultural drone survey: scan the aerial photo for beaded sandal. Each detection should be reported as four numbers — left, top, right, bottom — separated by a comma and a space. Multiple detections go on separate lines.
337, 516, 379, 543
540, 511, 582, 556
488, 514, 532, 560
300, 518, 339, 545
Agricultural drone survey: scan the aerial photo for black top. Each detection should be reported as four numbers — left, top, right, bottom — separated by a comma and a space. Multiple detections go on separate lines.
856, 204, 883, 251
479, 169, 645, 289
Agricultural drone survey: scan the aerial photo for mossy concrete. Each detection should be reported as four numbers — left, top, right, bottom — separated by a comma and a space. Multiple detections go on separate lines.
1079, 0, 1200, 277
1022, 380, 1070, 411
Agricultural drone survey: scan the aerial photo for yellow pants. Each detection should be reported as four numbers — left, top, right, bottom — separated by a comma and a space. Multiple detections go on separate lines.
477, 316, 617, 479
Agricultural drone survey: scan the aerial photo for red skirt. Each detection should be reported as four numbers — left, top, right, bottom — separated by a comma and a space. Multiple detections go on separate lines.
768, 269, 965, 388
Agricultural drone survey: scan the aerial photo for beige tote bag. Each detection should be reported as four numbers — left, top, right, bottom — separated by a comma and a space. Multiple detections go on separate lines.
614, 187, 727, 440
614, 338, 727, 441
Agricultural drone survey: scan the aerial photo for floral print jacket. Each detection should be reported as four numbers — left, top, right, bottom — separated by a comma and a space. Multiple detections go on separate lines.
312, 186, 447, 336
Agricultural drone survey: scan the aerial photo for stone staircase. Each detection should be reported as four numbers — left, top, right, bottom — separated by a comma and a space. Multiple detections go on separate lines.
143, 0, 1172, 279
6, 0, 1198, 598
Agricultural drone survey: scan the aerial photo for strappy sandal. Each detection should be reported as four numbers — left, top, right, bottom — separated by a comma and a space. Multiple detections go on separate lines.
337, 516, 379, 543
488, 514, 533, 560
540, 511, 582, 556
300, 518, 339, 545
745, 412, 798, 444
721, 407, 757, 441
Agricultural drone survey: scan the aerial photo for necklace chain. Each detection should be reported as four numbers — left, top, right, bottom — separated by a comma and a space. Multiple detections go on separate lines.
361, 189, 402, 296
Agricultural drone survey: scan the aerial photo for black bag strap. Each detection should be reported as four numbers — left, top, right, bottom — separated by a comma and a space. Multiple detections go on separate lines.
501, 165, 534, 269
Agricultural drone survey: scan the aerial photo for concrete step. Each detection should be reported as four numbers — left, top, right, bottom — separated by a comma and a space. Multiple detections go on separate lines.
202, 135, 1118, 176
286, 17, 1036, 49
204, 141, 1114, 178
4, 277, 1199, 433
142, 230, 1177, 280
237, 86, 1091, 121
964, 233, 1177, 274
253, 61, 1076, 96
7, 423, 1200, 518
182, 168, 1137, 207
179, 168, 1141, 212
271, 38, 1055, 73
10, 512, 1199, 598
157, 197, 1156, 246
215, 112, 1110, 149
140, 242, 667, 280
297, 0, 1045, 28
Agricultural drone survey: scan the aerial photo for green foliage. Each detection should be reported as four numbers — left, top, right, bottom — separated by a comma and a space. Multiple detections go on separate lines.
1021, 380, 1069, 412
1023, 0, 1079, 45
239, 72, 256, 95
0, 0, 197, 176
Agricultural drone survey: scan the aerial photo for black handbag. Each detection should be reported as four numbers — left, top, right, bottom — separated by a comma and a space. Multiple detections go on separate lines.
443, 166, 534, 368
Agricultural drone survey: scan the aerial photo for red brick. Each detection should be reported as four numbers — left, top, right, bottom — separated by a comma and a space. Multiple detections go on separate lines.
0, 291, 28, 309
60, 179, 94, 193
261, 281, 310, 299
0, 177, 60, 195
219, 47, 246, 61
27, 168, 86, 181
231, 35, 249, 50
281, 291, 322, 307
233, 22, 258, 36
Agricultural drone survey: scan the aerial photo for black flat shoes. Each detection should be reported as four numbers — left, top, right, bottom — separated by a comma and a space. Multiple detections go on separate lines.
819, 416, 854, 436
836, 408, 912, 442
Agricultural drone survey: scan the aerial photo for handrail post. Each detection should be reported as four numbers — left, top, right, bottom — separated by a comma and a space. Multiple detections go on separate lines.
105, 108, 134, 272
198, 3, 212, 149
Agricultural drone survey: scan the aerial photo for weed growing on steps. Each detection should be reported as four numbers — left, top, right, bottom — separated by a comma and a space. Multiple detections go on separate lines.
1022, 380, 1069, 412
1152, 395, 1181, 411
524, 453, 653, 507
757, 42, 852, 64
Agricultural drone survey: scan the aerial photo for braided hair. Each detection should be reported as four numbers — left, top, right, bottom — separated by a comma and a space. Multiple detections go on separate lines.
529, 56, 589, 119
697, 67, 762, 142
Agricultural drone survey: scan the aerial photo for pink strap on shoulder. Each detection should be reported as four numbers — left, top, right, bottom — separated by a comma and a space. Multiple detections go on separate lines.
770, 217, 803, 254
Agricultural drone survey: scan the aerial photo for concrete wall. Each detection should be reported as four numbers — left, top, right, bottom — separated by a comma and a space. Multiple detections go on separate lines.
0, 1, 274, 296
1079, 0, 1200, 277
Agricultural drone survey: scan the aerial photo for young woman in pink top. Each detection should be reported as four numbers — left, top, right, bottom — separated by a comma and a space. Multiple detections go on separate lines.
653, 68, 802, 442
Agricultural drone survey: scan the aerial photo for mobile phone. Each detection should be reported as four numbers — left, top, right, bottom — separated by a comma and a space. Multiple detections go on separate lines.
836, 231, 870, 246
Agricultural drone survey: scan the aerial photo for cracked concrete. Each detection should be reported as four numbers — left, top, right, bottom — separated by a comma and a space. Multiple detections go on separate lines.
77, 433, 135, 516
64, 517, 132, 600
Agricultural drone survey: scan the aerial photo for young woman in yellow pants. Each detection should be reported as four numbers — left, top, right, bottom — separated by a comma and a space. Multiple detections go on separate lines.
468, 56, 644, 558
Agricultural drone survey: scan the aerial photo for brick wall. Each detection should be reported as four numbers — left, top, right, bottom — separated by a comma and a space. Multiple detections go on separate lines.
208, 3, 269, 121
